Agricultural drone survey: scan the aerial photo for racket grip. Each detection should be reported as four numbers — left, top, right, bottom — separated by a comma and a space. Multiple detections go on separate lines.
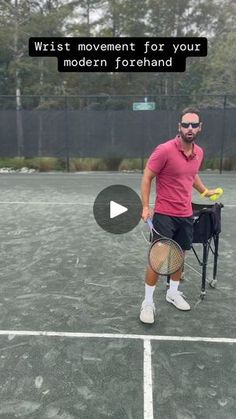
146, 218, 153, 231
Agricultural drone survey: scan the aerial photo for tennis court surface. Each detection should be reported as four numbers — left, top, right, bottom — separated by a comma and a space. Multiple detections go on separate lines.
0, 172, 235, 418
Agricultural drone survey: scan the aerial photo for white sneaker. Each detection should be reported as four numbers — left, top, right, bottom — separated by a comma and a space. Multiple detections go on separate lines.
140, 301, 156, 324
166, 290, 190, 311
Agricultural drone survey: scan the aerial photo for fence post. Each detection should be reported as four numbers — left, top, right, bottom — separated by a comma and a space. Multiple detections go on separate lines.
16, 88, 24, 157
64, 95, 70, 172
141, 154, 144, 173
219, 95, 227, 174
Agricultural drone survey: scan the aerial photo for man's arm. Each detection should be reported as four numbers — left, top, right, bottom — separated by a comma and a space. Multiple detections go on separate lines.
193, 174, 207, 194
141, 167, 156, 221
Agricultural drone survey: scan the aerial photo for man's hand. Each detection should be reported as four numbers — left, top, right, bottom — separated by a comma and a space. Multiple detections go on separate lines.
204, 189, 217, 197
142, 206, 153, 222
202, 188, 224, 201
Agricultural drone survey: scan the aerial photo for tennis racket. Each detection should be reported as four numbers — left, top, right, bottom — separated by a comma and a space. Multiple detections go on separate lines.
146, 218, 184, 276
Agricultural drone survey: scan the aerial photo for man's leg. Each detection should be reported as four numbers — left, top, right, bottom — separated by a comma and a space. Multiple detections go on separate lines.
168, 252, 185, 291
140, 214, 192, 323
166, 262, 190, 310
166, 219, 192, 311
140, 265, 159, 324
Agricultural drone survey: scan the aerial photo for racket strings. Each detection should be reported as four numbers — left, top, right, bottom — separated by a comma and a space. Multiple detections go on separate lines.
148, 238, 183, 275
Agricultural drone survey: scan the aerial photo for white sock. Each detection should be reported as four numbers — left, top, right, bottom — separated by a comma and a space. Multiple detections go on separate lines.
144, 283, 156, 304
169, 279, 179, 294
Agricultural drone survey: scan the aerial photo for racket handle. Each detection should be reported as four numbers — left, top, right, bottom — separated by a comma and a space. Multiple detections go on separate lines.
146, 218, 153, 231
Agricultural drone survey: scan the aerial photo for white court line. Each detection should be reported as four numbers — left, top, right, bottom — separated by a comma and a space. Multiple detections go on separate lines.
1, 330, 235, 419
143, 340, 154, 419
0, 202, 90, 205
0, 202, 235, 208
0, 330, 236, 343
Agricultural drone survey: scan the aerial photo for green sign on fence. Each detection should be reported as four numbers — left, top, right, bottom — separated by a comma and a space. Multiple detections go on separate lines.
132, 102, 156, 111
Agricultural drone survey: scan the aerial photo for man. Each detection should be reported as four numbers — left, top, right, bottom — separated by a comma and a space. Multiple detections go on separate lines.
140, 107, 219, 324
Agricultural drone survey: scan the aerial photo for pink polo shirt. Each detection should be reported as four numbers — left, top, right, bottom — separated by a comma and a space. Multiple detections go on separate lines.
147, 135, 204, 217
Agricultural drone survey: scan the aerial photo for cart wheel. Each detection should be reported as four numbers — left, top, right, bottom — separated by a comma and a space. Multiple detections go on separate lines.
180, 271, 185, 282
209, 279, 217, 288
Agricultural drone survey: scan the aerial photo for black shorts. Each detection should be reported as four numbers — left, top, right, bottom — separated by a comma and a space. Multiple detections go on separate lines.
152, 213, 194, 251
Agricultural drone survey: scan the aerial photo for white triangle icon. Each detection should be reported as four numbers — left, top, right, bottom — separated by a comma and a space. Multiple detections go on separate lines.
110, 201, 128, 219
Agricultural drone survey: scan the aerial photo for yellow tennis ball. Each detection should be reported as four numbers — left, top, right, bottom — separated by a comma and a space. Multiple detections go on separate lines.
209, 187, 223, 201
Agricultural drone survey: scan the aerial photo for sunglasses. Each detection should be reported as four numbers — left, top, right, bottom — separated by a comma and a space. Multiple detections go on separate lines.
181, 122, 200, 128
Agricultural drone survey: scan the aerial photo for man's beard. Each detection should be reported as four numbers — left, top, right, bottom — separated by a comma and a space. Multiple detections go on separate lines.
180, 130, 198, 143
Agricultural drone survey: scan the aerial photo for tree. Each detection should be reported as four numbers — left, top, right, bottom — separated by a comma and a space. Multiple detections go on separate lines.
200, 31, 236, 95
0, 0, 236, 102
70, 0, 105, 36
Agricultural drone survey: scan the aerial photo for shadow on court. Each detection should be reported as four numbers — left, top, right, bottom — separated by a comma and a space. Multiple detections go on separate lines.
0, 172, 235, 418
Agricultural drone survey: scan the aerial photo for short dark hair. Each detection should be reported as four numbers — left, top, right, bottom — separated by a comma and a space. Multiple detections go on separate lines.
180, 107, 201, 122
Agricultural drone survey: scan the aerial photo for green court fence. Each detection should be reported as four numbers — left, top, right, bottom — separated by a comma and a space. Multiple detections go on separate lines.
0, 94, 235, 172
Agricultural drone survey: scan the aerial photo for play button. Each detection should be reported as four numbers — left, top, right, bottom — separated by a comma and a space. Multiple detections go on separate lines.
93, 185, 142, 234
110, 201, 128, 219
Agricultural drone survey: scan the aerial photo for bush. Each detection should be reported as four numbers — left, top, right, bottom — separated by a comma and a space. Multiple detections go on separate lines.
25, 157, 63, 171
102, 157, 123, 171
119, 158, 147, 171
0, 155, 235, 172
70, 158, 107, 171
0, 157, 25, 169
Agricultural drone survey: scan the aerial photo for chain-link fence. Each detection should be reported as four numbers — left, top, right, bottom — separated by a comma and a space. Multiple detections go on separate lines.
0, 94, 235, 171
